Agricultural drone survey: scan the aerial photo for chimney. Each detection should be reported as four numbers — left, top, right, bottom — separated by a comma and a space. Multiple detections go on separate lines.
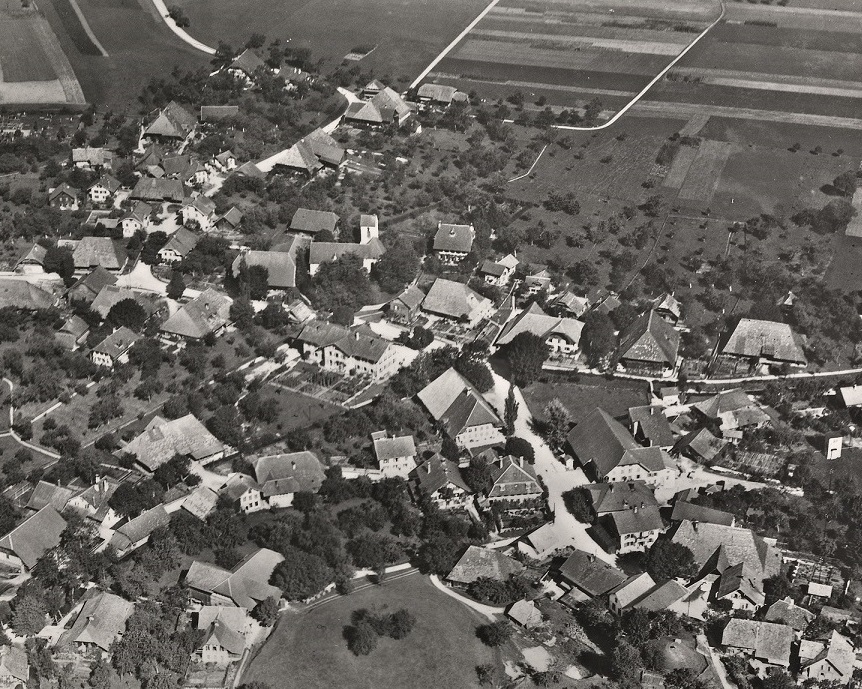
449, 228, 456, 236
634, 506, 639, 514
692, 520, 698, 531
588, 553, 595, 563
291, 461, 296, 470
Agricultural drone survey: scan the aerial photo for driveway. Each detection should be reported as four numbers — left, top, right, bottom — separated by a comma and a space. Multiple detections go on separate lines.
487, 372, 615, 564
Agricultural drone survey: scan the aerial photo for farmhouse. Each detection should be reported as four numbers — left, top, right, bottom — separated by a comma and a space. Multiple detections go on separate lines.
90, 285, 152, 319
123, 413, 226, 472
216, 206, 243, 232
261, 129, 345, 176
690, 389, 771, 434
231, 245, 299, 290
157, 227, 199, 264
344, 85, 411, 127
26, 481, 77, 513
212, 150, 238, 173
628, 405, 674, 449
0, 505, 66, 572
90, 326, 141, 369
186, 548, 284, 607
87, 174, 122, 204
309, 238, 385, 275
0, 646, 29, 688
557, 550, 627, 602
67, 266, 117, 303
251, 452, 326, 508
110, 505, 171, 557
160, 288, 232, 340
294, 321, 400, 381
372, 432, 417, 479
56, 315, 90, 350
70, 237, 127, 273
416, 83, 466, 108
433, 222, 474, 264
289, 208, 338, 237
478, 253, 518, 286
721, 618, 793, 676
130, 177, 185, 203
718, 318, 807, 370
67, 477, 121, 535
71, 147, 113, 170
446, 545, 524, 587
799, 630, 855, 685
608, 572, 656, 615
763, 597, 814, 632
195, 613, 248, 666
714, 562, 765, 611
387, 284, 424, 323
413, 454, 472, 510
228, 48, 266, 84
495, 302, 583, 357
566, 408, 674, 486
181, 195, 217, 230
652, 292, 682, 325
14, 243, 47, 274
0, 280, 56, 311
143, 101, 197, 144
48, 183, 78, 210
673, 427, 726, 463
422, 278, 494, 326
121, 201, 153, 236
616, 310, 680, 376
55, 591, 134, 654
222, 474, 264, 514
507, 599, 542, 629
417, 367, 504, 450
549, 291, 589, 319
486, 456, 542, 504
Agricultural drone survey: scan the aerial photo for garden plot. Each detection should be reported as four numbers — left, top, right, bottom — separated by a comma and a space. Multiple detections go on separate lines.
678, 139, 733, 205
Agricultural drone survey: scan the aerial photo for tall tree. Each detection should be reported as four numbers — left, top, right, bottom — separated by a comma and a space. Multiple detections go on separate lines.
166, 271, 185, 300
543, 399, 572, 450
582, 311, 616, 368
502, 331, 548, 386
504, 384, 519, 436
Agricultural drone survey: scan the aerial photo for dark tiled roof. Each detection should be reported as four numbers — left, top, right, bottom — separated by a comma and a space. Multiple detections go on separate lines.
446, 545, 524, 585
721, 318, 806, 364
160, 227, 199, 257
414, 454, 471, 495
93, 326, 141, 360
618, 310, 679, 365
417, 368, 502, 438
289, 208, 338, 235
0, 505, 66, 569
628, 405, 675, 447
433, 223, 474, 253
558, 549, 627, 596
130, 177, 185, 202
253, 452, 326, 497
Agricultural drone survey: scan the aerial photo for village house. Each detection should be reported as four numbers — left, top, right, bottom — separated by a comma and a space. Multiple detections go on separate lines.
160, 288, 232, 341
523, 267, 552, 296
157, 227, 199, 264
344, 83, 412, 127
110, 505, 170, 557
604, 505, 664, 554
294, 321, 400, 382
422, 278, 494, 326
215, 206, 243, 233
495, 302, 584, 357
673, 427, 727, 464
186, 548, 284, 607
123, 413, 226, 473
670, 491, 736, 527
71, 147, 113, 171
721, 618, 793, 678
372, 432, 418, 479
121, 201, 153, 237
690, 388, 771, 436
89, 285, 151, 320
143, 101, 197, 145
416, 83, 467, 109
90, 326, 141, 368
181, 195, 217, 230
548, 291, 590, 319
386, 284, 425, 324
212, 149, 238, 172
227, 48, 266, 85
0, 505, 66, 572
289, 208, 339, 238
507, 599, 543, 629
231, 244, 300, 291
478, 254, 518, 286
713, 562, 765, 611
652, 292, 682, 325
70, 236, 127, 273
195, 607, 249, 666
486, 456, 542, 504
556, 550, 627, 604
67, 266, 117, 304
763, 597, 815, 635
630, 579, 708, 620
222, 473, 264, 514
48, 183, 78, 210
718, 317, 807, 371
566, 408, 675, 486
251, 451, 326, 509
412, 454, 472, 510
14, 243, 47, 274
0, 646, 29, 688
260, 129, 345, 177
616, 310, 680, 377
799, 630, 855, 685
25, 481, 78, 513
628, 405, 675, 449
417, 368, 505, 450
0, 280, 56, 311
129, 177, 185, 204
87, 174, 122, 205
433, 222, 474, 264
55, 591, 134, 657
56, 315, 90, 351
66, 476, 122, 539
608, 572, 657, 615
309, 214, 384, 275
446, 545, 524, 588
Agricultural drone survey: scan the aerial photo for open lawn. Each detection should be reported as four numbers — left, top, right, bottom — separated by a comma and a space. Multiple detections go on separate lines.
175, 0, 490, 82
0, 18, 61, 82
522, 374, 649, 423
243, 574, 498, 689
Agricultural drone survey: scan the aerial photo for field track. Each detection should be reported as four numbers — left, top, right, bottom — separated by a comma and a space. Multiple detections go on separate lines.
663, 145, 698, 190
63, 0, 108, 56
19, 8, 86, 104
631, 101, 862, 130
430, 73, 636, 98
679, 113, 709, 136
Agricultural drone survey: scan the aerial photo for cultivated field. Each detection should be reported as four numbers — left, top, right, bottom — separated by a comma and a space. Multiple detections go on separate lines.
0, 2, 85, 106
243, 574, 497, 689
429, 0, 718, 111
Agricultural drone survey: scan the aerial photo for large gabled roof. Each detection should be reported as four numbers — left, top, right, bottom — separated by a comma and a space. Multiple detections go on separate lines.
296, 321, 391, 363
558, 549, 627, 596
186, 548, 284, 608
253, 452, 326, 497
584, 481, 658, 516
160, 227, 199, 257
160, 288, 232, 339
0, 505, 66, 569
417, 367, 502, 438
289, 208, 338, 235
566, 408, 639, 476
230, 48, 266, 76
446, 545, 524, 585
0, 280, 55, 310
124, 413, 225, 471
414, 454, 471, 495
720, 318, 806, 364
496, 302, 583, 347
144, 101, 197, 139
488, 457, 541, 498
618, 310, 679, 365
721, 618, 793, 667
71, 237, 127, 271
92, 326, 141, 360
433, 223, 474, 253
56, 591, 134, 651
422, 278, 490, 321
628, 405, 675, 447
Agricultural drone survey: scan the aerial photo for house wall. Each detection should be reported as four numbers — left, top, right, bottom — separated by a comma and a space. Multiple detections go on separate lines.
620, 358, 672, 377
436, 249, 468, 265
379, 455, 416, 479
158, 248, 183, 264
90, 351, 115, 369
801, 660, 849, 685
455, 423, 505, 450
617, 528, 659, 554
197, 644, 239, 666
547, 334, 578, 355
89, 186, 112, 204
267, 493, 295, 509
238, 489, 265, 514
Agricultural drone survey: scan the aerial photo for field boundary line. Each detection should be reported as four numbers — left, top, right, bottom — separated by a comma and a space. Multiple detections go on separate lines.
409, 0, 502, 90
508, 143, 547, 183
64, 0, 108, 56
28, 7, 86, 104
555, 0, 726, 132
146, 0, 216, 55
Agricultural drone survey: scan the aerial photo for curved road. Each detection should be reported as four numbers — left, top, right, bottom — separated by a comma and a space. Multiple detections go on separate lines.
147, 0, 216, 55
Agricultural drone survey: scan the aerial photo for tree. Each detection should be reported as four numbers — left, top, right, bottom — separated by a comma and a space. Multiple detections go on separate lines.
505, 436, 534, 463
476, 621, 512, 647
372, 239, 420, 293
611, 640, 643, 687
504, 384, 519, 436
476, 663, 495, 686
292, 491, 317, 513
543, 399, 572, 450
12, 594, 47, 635
42, 246, 75, 285
310, 254, 373, 314
562, 487, 593, 522
270, 546, 334, 600
832, 170, 857, 197
212, 41, 235, 68
582, 311, 616, 368
206, 405, 243, 447
107, 299, 148, 332
387, 608, 416, 639
346, 619, 378, 655
251, 597, 279, 626
454, 357, 493, 393
502, 331, 548, 386
166, 271, 185, 300
645, 539, 697, 581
